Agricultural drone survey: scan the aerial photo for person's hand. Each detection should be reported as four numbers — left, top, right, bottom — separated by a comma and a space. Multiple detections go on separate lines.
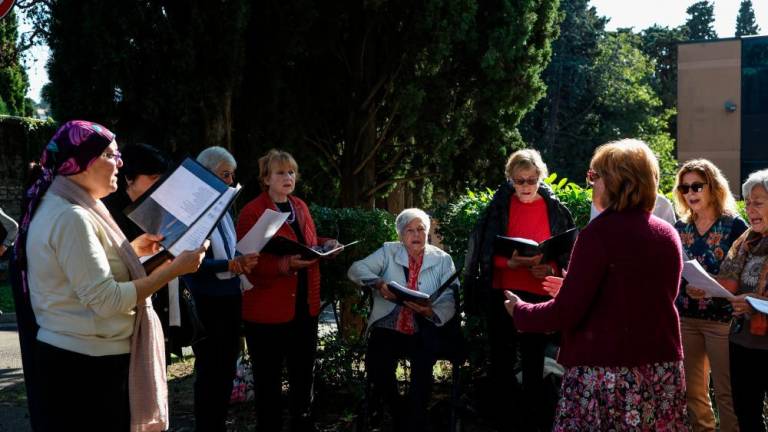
686, 286, 707, 300
507, 251, 543, 269
131, 233, 164, 257
404, 300, 434, 318
542, 273, 565, 298
0, 245, 7, 257
376, 280, 397, 301
503, 290, 521, 317
729, 294, 754, 316
288, 254, 317, 271
530, 264, 553, 279
230, 253, 259, 274
168, 241, 208, 277
323, 239, 342, 258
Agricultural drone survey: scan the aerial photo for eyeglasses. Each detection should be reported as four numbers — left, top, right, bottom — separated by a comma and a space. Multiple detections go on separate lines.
586, 169, 600, 185
101, 150, 122, 162
512, 177, 538, 186
677, 182, 707, 195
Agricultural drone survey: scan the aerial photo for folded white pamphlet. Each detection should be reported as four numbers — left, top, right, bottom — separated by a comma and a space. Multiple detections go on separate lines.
236, 209, 290, 254
682, 259, 734, 298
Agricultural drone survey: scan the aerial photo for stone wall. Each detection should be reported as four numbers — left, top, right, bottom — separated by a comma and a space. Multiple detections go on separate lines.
0, 116, 58, 220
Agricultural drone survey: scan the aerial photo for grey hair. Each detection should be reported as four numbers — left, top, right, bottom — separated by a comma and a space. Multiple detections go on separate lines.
395, 208, 431, 238
197, 146, 236, 171
742, 169, 768, 199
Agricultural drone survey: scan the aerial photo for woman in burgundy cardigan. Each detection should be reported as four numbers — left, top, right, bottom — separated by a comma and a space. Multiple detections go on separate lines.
505, 139, 689, 430
236, 149, 339, 432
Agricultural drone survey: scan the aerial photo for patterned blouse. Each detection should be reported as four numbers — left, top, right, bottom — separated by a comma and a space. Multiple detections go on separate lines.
675, 214, 748, 322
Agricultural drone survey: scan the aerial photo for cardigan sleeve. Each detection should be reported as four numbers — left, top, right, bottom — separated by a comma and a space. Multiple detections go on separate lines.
513, 226, 607, 333
348, 246, 388, 286
53, 208, 137, 318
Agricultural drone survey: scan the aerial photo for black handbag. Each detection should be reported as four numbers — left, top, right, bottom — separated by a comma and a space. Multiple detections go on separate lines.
178, 286, 207, 347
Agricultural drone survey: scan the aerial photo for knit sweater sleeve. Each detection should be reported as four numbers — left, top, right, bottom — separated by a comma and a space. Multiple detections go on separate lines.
513, 226, 607, 332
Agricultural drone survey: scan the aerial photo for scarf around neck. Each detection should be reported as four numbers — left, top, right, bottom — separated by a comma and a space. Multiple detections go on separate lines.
48, 176, 168, 431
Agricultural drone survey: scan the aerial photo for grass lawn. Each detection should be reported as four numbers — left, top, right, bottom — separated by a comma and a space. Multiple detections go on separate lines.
0, 280, 14, 313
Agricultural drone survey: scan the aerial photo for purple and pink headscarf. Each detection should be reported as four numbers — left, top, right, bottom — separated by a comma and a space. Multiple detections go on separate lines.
14, 120, 116, 293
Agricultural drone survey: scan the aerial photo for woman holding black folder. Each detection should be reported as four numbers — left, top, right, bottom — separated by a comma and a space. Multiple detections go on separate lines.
464, 148, 574, 432
236, 149, 340, 432
12, 120, 206, 431
348, 208, 458, 431
504, 139, 688, 430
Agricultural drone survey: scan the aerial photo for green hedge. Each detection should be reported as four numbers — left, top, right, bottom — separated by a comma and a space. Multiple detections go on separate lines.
310, 204, 398, 306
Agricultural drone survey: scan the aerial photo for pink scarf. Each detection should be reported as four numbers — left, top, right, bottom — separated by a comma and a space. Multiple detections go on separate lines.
49, 176, 168, 431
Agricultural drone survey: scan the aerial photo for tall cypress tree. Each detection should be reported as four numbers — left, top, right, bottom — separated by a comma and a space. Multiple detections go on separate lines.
736, 0, 760, 37
685, 1, 718, 40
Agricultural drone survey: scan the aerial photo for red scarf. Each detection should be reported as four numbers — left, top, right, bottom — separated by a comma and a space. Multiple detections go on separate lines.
395, 253, 424, 335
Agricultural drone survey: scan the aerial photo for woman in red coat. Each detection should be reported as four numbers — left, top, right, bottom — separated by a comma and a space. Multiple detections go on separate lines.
236, 149, 339, 432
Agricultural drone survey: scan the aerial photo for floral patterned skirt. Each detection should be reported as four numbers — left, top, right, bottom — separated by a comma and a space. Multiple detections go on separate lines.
554, 360, 689, 431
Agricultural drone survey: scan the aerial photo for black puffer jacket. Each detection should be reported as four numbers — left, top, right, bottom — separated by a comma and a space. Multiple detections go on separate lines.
463, 181, 575, 316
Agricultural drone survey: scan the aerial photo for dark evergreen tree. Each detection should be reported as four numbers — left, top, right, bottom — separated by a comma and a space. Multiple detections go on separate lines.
685, 1, 718, 40
736, 0, 760, 37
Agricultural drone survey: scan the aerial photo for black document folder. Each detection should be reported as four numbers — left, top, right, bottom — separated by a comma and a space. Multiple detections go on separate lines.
261, 236, 358, 260
125, 157, 241, 264
493, 227, 577, 262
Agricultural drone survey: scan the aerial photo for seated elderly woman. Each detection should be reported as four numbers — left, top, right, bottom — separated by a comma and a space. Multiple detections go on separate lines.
718, 168, 768, 431
348, 208, 458, 432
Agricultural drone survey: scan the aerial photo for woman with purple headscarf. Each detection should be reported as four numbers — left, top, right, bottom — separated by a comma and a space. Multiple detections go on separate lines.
12, 120, 207, 431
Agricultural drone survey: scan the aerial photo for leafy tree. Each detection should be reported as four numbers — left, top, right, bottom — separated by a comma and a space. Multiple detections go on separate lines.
0, 10, 32, 116
685, 1, 718, 40
236, 0, 562, 209
520, 0, 606, 182
521, 3, 676, 190
736, 0, 760, 37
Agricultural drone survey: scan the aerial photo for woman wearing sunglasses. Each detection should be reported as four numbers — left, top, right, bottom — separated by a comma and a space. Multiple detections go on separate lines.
671, 159, 746, 432
505, 139, 688, 430
464, 148, 574, 431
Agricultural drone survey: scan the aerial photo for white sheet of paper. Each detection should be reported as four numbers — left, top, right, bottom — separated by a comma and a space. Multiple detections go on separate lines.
236, 209, 290, 254
747, 297, 768, 314
682, 259, 734, 298
169, 184, 241, 256
151, 165, 219, 226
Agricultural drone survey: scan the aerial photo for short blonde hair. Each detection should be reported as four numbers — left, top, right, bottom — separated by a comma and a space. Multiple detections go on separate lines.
673, 159, 737, 223
590, 139, 659, 212
258, 149, 299, 191
504, 148, 549, 181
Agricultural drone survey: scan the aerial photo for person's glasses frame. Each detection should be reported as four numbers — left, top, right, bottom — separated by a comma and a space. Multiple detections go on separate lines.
101, 150, 122, 162
677, 182, 707, 195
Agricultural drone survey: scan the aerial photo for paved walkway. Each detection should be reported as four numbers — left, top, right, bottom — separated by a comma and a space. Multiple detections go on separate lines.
0, 325, 31, 432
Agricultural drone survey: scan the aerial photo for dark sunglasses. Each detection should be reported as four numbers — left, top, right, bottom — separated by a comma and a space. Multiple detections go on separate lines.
586, 169, 600, 184
512, 177, 538, 186
677, 182, 707, 195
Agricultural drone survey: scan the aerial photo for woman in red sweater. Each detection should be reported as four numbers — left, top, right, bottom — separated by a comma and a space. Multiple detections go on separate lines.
236, 149, 339, 432
505, 139, 688, 430
464, 148, 574, 431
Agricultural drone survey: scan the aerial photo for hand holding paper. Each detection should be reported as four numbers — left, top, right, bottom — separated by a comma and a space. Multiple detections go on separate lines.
682, 259, 734, 298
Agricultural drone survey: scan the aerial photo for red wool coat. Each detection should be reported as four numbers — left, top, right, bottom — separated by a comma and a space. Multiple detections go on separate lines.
236, 192, 323, 323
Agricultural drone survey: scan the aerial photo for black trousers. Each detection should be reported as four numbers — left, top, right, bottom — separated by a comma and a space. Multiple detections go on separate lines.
190, 293, 242, 432
366, 326, 436, 432
730, 341, 768, 431
243, 315, 319, 432
35, 341, 130, 432
487, 289, 554, 432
